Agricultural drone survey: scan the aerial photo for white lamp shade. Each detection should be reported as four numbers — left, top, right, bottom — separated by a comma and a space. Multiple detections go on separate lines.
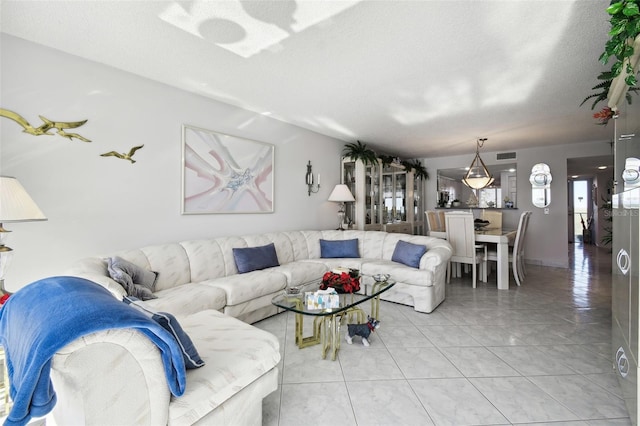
0, 176, 47, 222
328, 184, 355, 202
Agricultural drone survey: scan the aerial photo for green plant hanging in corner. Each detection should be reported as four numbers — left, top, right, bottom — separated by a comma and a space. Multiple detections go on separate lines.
342, 140, 378, 166
581, 0, 640, 110
601, 0, 640, 87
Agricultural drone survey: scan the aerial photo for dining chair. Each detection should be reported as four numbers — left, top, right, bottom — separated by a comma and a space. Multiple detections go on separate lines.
486, 211, 531, 285
481, 210, 503, 230
425, 210, 442, 233
516, 211, 532, 280
444, 211, 487, 288
437, 211, 446, 231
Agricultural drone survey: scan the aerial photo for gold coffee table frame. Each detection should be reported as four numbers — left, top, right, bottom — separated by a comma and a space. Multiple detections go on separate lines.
272, 276, 395, 360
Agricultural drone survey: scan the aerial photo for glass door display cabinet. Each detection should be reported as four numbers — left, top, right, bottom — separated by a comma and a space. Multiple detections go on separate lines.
341, 159, 420, 233
341, 159, 382, 230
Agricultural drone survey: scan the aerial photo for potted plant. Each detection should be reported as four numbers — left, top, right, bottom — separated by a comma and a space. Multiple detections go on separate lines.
342, 141, 378, 166
400, 159, 429, 180
504, 196, 514, 208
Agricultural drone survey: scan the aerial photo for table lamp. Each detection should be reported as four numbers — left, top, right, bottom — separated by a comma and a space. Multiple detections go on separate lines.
0, 176, 47, 295
328, 184, 355, 231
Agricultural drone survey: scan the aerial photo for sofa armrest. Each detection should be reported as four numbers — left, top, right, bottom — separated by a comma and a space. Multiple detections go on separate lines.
48, 328, 170, 425
66, 257, 127, 299
419, 246, 452, 271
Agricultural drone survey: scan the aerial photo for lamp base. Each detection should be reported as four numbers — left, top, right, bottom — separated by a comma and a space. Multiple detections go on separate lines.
0, 279, 10, 296
337, 210, 346, 231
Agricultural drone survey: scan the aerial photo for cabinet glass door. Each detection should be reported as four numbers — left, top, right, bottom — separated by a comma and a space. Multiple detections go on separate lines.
366, 164, 380, 225
413, 176, 423, 235
382, 173, 394, 223
382, 166, 409, 224
395, 172, 406, 221
343, 161, 356, 226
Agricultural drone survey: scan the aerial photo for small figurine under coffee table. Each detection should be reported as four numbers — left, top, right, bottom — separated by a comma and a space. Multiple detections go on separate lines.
345, 316, 380, 347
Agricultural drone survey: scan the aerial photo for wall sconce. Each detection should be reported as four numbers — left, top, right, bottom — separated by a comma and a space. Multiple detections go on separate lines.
462, 137, 494, 190
306, 161, 320, 196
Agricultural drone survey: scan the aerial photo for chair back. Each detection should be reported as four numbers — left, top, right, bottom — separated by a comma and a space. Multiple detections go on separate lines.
482, 210, 503, 230
513, 211, 531, 259
425, 211, 441, 232
445, 212, 477, 261
438, 211, 446, 231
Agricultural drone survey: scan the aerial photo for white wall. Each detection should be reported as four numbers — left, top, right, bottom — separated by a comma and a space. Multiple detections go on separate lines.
423, 141, 612, 268
1, 35, 345, 290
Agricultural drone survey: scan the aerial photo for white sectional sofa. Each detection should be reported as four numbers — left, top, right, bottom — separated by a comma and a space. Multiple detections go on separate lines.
57, 229, 451, 425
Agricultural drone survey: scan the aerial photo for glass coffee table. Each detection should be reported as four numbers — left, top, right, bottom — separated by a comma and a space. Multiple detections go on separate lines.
271, 276, 395, 360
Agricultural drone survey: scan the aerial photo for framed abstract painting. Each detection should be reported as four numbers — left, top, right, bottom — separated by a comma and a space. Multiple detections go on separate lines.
181, 125, 274, 214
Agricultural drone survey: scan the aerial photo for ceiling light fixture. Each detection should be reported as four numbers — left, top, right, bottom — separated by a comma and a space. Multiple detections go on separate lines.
598, 166, 607, 170
462, 138, 494, 190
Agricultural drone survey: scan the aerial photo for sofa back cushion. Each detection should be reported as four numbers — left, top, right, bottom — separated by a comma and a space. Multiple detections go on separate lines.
282, 231, 310, 261
361, 231, 387, 259
180, 240, 226, 283
138, 244, 192, 292
301, 230, 324, 259
214, 236, 248, 275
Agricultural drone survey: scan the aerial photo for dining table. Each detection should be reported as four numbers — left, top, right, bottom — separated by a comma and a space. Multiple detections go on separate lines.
429, 228, 517, 290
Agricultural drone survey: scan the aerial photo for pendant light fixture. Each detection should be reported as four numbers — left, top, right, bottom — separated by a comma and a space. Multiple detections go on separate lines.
462, 137, 494, 190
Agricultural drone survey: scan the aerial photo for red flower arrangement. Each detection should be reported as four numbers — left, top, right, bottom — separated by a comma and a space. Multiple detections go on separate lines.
320, 269, 360, 294
0, 293, 10, 306
593, 107, 615, 126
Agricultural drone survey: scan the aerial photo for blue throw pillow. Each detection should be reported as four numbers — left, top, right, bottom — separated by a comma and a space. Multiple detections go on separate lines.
123, 297, 205, 369
232, 243, 280, 274
320, 238, 360, 258
391, 240, 427, 268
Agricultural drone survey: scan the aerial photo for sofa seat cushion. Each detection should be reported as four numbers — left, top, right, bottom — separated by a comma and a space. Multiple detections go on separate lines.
145, 284, 226, 317
361, 260, 434, 287
270, 262, 328, 286
207, 270, 287, 306
168, 310, 280, 425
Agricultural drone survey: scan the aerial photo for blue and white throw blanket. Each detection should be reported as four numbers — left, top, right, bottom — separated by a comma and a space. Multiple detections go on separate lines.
0, 276, 187, 426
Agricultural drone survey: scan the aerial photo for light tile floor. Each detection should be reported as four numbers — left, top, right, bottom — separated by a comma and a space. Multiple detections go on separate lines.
256, 243, 631, 425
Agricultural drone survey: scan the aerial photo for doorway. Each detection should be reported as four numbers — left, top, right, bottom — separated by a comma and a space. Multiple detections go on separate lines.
568, 179, 593, 244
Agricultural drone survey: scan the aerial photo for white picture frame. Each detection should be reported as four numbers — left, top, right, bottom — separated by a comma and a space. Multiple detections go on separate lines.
181, 125, 274, 214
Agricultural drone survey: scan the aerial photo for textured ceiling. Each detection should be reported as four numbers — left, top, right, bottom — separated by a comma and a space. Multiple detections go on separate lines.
0, 0, 615, 158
